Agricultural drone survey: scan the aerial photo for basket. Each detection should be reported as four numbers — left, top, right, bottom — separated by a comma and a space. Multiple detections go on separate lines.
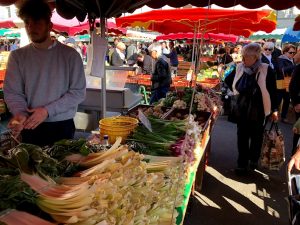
99, 116, 139, 144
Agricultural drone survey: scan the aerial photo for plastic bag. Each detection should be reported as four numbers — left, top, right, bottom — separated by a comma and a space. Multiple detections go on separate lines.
260, 122, 285, 170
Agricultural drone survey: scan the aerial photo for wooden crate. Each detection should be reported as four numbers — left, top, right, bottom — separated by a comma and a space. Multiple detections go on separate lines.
0, 69, 6, 81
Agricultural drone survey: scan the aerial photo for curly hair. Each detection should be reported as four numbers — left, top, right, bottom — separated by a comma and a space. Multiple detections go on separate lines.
18, 0, 52, 23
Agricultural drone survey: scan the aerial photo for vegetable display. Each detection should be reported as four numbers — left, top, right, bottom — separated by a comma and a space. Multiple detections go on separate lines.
0, 139, 185, 225
160, 86, 222, 115
128, 117, 186, 156
0, 84, 217, 225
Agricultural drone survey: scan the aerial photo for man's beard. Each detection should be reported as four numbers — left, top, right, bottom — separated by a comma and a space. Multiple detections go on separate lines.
29, 33, 48, 44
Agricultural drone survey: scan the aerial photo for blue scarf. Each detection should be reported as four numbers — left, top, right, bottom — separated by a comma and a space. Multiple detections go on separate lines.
243, 59, 262, 75
236, 59, 262, 94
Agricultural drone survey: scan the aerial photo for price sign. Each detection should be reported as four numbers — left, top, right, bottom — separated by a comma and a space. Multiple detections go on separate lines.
138, 109, 152, 132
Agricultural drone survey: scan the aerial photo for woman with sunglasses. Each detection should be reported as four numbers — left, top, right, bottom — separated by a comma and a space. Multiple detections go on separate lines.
261, 42, 278, 70
276, 44, 296, 123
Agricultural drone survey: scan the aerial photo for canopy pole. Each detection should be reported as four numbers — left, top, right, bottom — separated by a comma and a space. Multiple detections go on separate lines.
100, 17, 106, 118
191, 26, 197, 70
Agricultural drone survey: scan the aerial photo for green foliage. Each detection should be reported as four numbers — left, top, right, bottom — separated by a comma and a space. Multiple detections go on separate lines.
0, 175, 37, 211
128, 117, 186, 156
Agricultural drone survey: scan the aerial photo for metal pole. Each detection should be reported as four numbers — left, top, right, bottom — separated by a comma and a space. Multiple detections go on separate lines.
100, 17, 106, 118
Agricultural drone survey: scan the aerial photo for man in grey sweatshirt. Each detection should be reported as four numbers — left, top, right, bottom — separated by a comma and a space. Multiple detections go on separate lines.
3, 0, 86, 146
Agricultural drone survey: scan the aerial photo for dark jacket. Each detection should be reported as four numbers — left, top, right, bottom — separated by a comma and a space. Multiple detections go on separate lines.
111, 49, 125, 66
151, 57, 171, 90
272, 47, 282, 60
276, 55, 295, 80
164, 48, 179, 67
225, 65, 278, 112
261, 54, 278, 71
219, 53, 233, 65
139, 54, 152, 74
289, 64, 300, 106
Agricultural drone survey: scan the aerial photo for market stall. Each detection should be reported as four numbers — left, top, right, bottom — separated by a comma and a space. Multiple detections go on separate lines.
116, 7, 277, 37
51, 10, 126, 36
156, 32, 239, 43
116, 7, 277, 92
0, 84, 221, 225
0, 0, 299, 225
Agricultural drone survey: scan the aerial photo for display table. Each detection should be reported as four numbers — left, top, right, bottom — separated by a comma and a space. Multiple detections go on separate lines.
176, 118, 213, 225
126, 74, 191, 89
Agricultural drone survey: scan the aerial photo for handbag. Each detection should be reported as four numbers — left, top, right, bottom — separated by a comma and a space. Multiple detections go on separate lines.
228, 94, 239, 123
277, 68, 291, 91
228, 72, 261, 123
260, 122, 285, 170
284, 76, 291, 92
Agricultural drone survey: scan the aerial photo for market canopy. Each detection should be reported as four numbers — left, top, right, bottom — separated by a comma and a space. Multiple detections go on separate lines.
0, 19, 16, 28
249, 28, 286, 40
116, 7, 276, 37
51, 11, 126, 36
0, 1, 297, 33
156, 32, 239, 43
282, 27, 300, 43
294, 15, 300, 31
0, 0, 299, 11
0, 28, 12, 36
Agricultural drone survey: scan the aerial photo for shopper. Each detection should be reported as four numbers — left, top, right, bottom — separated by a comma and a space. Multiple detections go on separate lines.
126, 41, 137, 60
268, 38, 282, 60
289, 52, 300, 155
161, 41, 170, 54
225, 43, 278, 175
4, 0, 86, 146
110, 41, 126, 66
276, 44, 296, 123
164, 41, 179, 76
217, 47, 234, 66
261, 42, 277, 70
149, 43, 171, 104
136, 50, 153, 74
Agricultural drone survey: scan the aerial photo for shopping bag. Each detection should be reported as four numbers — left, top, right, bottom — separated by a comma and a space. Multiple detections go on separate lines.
260, 122, 285, 170
276, 79, 284, 89
284, 76, 291, 92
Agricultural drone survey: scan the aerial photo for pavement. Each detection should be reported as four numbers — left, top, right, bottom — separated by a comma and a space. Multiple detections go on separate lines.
184, 115, 294, 225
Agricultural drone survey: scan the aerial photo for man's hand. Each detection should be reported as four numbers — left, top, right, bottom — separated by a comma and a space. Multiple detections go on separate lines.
7, 114, 27, 137
288, 148, 300, 172
23, 107, 48, 129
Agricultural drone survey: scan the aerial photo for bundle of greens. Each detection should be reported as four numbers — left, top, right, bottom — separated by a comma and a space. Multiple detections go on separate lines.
128, 117, 186, 156
0, 175, 37, 212
0, 140, 90, 216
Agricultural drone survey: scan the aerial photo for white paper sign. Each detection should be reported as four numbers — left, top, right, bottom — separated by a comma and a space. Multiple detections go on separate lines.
138, 109, 152, 132
88, 30, 108, 78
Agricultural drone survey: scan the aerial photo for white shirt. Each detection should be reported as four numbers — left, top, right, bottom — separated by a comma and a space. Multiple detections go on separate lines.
263, 53, 274, 69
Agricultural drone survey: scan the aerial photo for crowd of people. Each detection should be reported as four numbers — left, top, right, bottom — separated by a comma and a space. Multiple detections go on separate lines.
2, 1, 300, 175
216, 40, 300, 175
102, 37, 300, 174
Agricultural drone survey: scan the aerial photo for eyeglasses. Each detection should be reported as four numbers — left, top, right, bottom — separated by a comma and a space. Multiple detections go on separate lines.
264, 48, 273, 51
288, 51, 296, 55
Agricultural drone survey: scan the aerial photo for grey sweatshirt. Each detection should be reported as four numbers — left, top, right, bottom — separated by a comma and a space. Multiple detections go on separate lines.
4, 41, 86, 122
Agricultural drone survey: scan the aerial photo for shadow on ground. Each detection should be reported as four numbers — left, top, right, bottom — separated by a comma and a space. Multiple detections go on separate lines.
184, 116, 293, 225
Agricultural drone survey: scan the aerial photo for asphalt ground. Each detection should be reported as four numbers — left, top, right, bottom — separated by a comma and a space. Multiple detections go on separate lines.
184, 115, 295, 225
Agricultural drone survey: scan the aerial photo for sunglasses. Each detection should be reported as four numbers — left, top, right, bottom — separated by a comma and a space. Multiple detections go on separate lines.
288, 51, 296, 54
264, 48, 273, 51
